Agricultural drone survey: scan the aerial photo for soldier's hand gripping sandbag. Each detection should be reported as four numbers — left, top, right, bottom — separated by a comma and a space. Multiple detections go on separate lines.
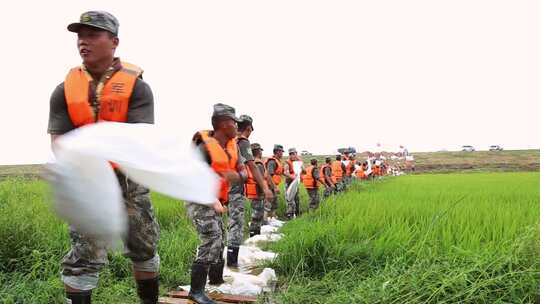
47, 122, 220, 243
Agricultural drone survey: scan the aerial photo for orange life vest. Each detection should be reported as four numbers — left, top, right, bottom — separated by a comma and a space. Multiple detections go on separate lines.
286, 159, 296, 180
64, 62, 142, 127
346, 159, 356, 176
245, 159, 265, 199
265, 156, 283, 186
373, 165, 381, 176
356, 168, 366, 179
194, 130, 238, 204
302, 165, 318, 189
331, 160, 343, 183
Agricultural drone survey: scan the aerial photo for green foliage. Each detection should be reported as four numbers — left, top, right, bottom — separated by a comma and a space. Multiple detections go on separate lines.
270, 173, 540, 303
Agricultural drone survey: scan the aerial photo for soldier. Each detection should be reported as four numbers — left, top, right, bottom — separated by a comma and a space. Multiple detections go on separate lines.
303, 159, 321, 210
245, 143, 272, 237
187, 103, 247, 304
321, 157, 335, 198
331, 155, 346, 192
284, 148, 304, 219
226, 115, 272, 269
264, 145, 285, 219
48, 11, 160, 304
345, 154, 357, 184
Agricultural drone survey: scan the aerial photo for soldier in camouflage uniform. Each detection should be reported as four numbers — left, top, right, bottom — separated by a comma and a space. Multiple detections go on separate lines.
246, 143, 272, 236
226, 115, 272, 269
48, 11, 160, 304
264, 145, 285, 219
321, 157, 335, 198
302, 159, 321, 210
284, 148, 304, 219
187, 103, 247, 304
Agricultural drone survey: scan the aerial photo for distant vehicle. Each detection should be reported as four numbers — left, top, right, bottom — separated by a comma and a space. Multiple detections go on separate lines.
338, 147, 356, 154
461, 145, 475, 152
300, 150, 312, 156
489, 145, 503, 151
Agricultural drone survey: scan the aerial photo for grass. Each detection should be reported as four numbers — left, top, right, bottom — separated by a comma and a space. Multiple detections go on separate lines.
0, 177, 299, 303
269, 172, 540, 303
1, 173, 540, 303
0, 178, 199, 303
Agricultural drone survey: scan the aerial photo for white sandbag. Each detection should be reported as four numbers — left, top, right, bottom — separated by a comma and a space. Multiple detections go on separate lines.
267, 218, 285, 228
285, 161, 303, 201
243, 233, 284, 246
47, 122, 220, 242
47, 150, 125, 243
260, 225, 278, 235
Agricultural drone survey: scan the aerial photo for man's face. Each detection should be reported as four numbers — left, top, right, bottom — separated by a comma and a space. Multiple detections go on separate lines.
77, 26, 118, 66
243, 125, 253, 138
275, 150, 283, 159
289, 152, 298, 161
220, 118, 238, 139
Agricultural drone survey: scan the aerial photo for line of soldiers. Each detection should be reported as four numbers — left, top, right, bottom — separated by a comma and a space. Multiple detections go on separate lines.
48, 11, 389, 304
183, 104, 392, 304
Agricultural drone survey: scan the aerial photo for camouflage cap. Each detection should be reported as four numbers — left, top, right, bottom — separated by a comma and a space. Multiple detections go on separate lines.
288, 148, 297, 154
239, 114, 254, 130
251, 143, 263, 151
273, 144, 284, 152
212, 103, 240, 122
68, 11, 119, 36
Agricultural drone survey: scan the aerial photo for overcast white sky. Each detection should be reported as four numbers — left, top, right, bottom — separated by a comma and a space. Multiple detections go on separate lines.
1, 1, 539, 164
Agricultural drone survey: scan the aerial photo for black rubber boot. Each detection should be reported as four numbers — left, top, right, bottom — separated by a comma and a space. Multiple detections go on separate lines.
208, 260, 225, 285
136, 276, 159, 304
188, 263, 216, 304
226, 246, 240, 268
66, 290, 92, 304
249, 228, 261, 237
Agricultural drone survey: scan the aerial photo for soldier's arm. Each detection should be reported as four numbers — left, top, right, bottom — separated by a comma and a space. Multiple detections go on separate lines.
235, 150, 247, 183
127, 79, 154, 124
312, 168, 320, 186
48, 83, 76, 154
324, 168, 334, 186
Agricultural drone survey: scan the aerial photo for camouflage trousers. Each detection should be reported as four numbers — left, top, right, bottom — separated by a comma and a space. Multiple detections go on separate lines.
264, 187, 278, 214
227, 192, 245, 248
323, 185, 334, 199
307, 188, 320, 210
285, 181, 300, 217
335, 180, 345, 193
61, 171, 160, 290
186, 202, 225, 265
249, 199, 265, 233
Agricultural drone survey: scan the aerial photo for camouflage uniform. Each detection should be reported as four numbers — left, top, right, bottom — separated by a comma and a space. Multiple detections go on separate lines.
227, 137, 252, 248
191, 136, 243, 264
307, 167, 321, 210
322, 165, 334, 199
307, 188, 320, 210
265, 159, 280, 216
61, 171, 160, 290
186, 203, 226, 265
249, 159, 267, 234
